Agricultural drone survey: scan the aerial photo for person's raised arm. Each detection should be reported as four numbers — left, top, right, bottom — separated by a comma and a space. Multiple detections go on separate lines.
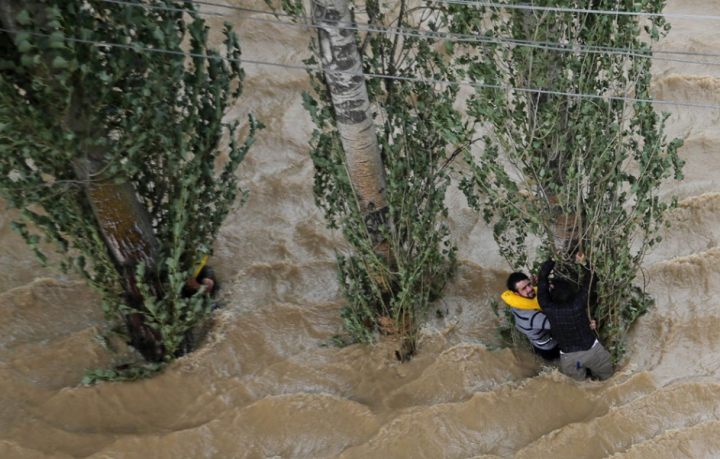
537, 259, 555, 307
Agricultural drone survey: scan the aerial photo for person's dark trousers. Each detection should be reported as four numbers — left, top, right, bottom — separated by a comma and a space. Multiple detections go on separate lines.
533, 345, 560, 362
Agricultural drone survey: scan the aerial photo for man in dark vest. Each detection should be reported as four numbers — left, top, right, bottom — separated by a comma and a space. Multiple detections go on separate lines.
537, 254, 613, 381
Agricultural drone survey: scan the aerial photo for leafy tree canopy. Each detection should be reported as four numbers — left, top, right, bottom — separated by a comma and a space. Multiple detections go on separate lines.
456, 0, 684, 358
0, 0, 261, 362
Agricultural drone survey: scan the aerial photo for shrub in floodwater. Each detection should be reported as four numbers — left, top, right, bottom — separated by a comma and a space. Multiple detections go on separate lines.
81, 363, 164, 386
0, 1, 262, 365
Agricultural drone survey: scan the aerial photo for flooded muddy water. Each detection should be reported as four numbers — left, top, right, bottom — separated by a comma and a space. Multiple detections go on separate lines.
1, 0, 720, 457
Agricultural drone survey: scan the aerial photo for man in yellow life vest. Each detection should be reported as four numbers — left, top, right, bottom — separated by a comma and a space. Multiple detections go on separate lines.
501, 272, 560, 361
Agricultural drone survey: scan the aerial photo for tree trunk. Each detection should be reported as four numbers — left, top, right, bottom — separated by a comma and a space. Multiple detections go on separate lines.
72, 156, 164, 362
312, 0, 390, 259
71, 155, 159, 280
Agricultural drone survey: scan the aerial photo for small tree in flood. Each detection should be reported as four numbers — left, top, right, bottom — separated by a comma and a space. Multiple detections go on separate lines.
270, 0, 477, 356
457, 0, 684, 359
0, 0, 261, 366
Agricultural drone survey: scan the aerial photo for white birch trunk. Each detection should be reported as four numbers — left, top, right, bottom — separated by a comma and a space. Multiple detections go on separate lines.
312, 0, 388, 226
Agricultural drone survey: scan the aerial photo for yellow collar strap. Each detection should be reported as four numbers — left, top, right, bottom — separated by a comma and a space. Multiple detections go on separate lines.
501, 288, 541, 311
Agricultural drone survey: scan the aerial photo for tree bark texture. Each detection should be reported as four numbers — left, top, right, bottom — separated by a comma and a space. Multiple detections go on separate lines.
72, 158, 159, 281
312, 0, 388, 223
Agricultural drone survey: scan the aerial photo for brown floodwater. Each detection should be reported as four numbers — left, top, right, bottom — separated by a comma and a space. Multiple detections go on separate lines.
2, 0, 720, 457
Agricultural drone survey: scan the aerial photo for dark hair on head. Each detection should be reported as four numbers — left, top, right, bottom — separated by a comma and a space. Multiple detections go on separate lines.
507, 272, 529, 292
550, 279, 575, 304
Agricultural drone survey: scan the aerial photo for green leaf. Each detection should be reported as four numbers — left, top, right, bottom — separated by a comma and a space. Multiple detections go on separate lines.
52, 56, 69, 68
16, 9, 32, 26
17, 39, 33, 53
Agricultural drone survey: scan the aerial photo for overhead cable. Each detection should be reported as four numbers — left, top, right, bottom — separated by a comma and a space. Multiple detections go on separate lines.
96, 0, 720, 68
428, 0, 720, 21
175, 0, 720, 21
2, 27, 718, 111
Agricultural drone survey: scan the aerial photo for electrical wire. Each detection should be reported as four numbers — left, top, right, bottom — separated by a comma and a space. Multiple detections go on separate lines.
425, 0, 720, 21
175, 0, 720, 21
178, 0, 720, 21
95, 0, 720, 68
2, 26, 719, 111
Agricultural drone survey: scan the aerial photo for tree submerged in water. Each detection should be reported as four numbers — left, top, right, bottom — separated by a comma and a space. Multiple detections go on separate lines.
0, 0, 261, 365
456, 0, 684, 359
269, 0, 478, 357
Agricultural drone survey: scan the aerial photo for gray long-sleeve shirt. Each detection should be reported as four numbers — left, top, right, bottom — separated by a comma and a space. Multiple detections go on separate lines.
510, 307, 556, 350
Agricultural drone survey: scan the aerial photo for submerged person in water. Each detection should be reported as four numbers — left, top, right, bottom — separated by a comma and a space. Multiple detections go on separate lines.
185, 266, 216, 296
183, 254, 221, 311
537, 253, 613, 381
502, 272, 560, 362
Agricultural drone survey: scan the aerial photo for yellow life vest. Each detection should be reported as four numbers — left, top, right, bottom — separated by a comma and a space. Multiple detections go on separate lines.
501, 288, 541, 311
193, 254, 209, 278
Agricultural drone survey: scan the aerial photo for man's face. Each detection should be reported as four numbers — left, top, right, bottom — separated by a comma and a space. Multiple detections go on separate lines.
514, 279, 535, 299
